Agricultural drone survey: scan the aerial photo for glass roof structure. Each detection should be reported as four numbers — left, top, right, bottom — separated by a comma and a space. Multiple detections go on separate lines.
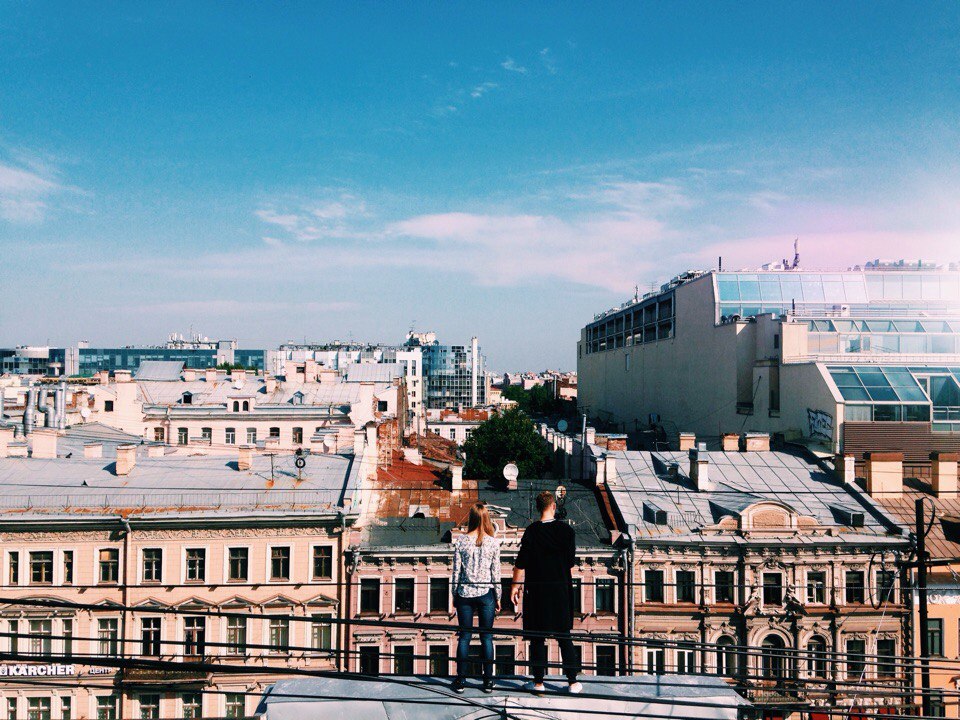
827, 366, 935, 402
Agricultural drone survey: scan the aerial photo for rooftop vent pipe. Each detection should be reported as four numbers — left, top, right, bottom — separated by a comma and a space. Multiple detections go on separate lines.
23, 386, 38, 436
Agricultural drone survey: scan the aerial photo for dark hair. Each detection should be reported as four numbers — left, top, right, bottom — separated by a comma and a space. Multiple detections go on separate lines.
536, 491, 555, 514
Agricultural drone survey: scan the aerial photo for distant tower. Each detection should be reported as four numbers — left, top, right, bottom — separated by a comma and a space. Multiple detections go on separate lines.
792, 238, 800, 269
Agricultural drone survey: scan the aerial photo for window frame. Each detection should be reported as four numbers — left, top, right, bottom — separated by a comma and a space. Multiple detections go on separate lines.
311, 544, 334, 580
141, 548, 163, 584
268, 545, 291, 582
225, 546, 250, 583
96, 547, 120, 585
184, 547, 208, 583
393, 576, 416, 615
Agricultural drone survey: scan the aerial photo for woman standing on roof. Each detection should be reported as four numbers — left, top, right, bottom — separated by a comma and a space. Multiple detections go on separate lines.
450, 501, 501, 694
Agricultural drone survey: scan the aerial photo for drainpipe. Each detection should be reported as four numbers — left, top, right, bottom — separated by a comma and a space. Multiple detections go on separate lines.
120, 517, 132, 717
343, 545, 360, 673
625, 534, 635, 675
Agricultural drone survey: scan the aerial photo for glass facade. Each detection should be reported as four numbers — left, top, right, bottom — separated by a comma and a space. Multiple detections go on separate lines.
584, 291, 675, 355
419, 343, 486, 409
0, 346, 266, 376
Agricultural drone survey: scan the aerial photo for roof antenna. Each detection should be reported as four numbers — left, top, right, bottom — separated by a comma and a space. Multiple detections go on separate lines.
718, 256, 722, 272
792, 238, 800, 269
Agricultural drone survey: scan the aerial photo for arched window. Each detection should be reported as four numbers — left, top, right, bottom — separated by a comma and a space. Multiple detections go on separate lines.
760, 635, 787, 681
233, 401, 240, 412
807, 636, 828, 678
715, 635, 736, 677
242, 401, 249, 412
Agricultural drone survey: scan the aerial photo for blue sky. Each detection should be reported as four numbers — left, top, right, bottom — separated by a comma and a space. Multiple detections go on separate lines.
1, 2, 959, 370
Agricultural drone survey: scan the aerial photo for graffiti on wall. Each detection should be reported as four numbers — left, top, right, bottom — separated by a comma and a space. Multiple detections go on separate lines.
807, 408, 834, 442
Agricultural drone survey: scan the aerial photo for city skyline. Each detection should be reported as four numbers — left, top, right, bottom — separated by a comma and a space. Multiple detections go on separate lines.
2, 3, 960, 370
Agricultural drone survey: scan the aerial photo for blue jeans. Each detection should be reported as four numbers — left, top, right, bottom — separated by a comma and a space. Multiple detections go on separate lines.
454, 590, 496, 680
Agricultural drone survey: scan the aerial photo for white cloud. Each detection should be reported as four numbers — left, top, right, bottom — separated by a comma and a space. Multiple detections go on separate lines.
470, 82, 498, 99
500, 57, 528, 74
0, 160, 63, 224
539, 47, 557, 74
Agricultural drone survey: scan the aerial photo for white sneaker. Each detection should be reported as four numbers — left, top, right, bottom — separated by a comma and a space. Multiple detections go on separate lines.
567, 682, 583, 694
525, 682, 546, 694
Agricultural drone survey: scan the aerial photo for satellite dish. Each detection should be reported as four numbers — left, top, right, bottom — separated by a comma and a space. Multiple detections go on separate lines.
503, 463, 519, 482
557, 419, 568, 433
323, 435, 336, 450
80, 407, 90, 420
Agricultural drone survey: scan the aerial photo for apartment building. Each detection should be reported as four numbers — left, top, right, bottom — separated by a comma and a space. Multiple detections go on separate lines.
405, 333, 487, 410
344, 452, 626, 679
424, 407, 491, 446
0, 428, 367, 720
578, 265, 960, 469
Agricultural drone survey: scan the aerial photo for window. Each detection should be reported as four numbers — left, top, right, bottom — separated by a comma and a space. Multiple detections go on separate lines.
676, 570, 696, 603
359, 646, 380, 675
429, 645, 450, 676
225, 427, 236, 444
845, 571, 865, 604
571, 578, 582, 614
762, 573, 783, 606
142, 549, 162, 583
926, 618, 944, 656
154, 427, 165, 443
9, 551, 19, 584
430, 577, 450, 613
181, 393, 193, 406
233, 401, 240, 412
181, 692, 201, 720
269, 426, 280, 439
645, 570, 664, 602
846, 638, 866, 679
930, 690, 947, 718
225, 694, 244, 719
449, 428, 456, 440
716, 636, 737, 677
28, 619, 51, 656
61, 697, 71, 720
141, 617, 161, 657
394, 644, 415, 674
807, 571, 826, 604
184, 617, 205, 657
676, 644, 696, 674
877, 638, 896, 678
807, 637, 828, 678
228, 547, 248, 582
269, 617, 289, 652
877, 570, 896, 604
226, 616, 247, 655
270, 546, 290, 581
29, 551, 53, 585
760, 635, 787, 681
27, 697, 50, 720
138, 694, 159, 719
311, 614, 332, 651
293, 427, 303, 444
63, 550, 73, 585
715, 570, 735, 603
99, 549, 119, 584
104, 400, 114, 412
7, 618, 18, 655
185, 548, 206, 582
378, 400, 389, 413
62, 618, 73, 659
7, 698, 16, 720
98, 618, 119, 657
596, 645, 617, 676
312, 546, 332, 579
96, 696, 117, 720
360, 578, 380, 613
246, 427, 257, 443
395, 578, 415, 613
645, 642, 665, 675
177, 427, 188, 445
242, 401, 249, 412
200, 427, 211, 442
595, 577, 615, 612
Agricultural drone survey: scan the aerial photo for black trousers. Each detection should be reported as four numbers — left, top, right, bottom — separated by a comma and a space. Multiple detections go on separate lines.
529, 635, 579, 683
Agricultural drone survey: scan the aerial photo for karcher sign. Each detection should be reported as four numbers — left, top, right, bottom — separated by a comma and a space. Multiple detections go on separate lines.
0, 664, 77, 677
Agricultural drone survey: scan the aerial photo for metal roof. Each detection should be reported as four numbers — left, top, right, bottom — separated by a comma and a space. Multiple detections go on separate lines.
344, 363, 404, 383
608, 448, 908, 547
134, 360, 186, 381
256, 675, 749, 720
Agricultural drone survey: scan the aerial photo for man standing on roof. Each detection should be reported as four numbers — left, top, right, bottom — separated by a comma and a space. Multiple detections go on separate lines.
510, 490, 582, 694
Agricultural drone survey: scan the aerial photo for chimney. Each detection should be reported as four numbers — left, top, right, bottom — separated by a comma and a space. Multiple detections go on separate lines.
31, 429, 58, 459
114, 369, 132, 383
605, 456, 618, 485
689, 448, 714, 491
743, 432, 770, 452
205, 368, 218, 384
836, 454, 857, 485
84, 442, 103, 458
182, 368, 196, 382
7, 441, 28, 458
585, 427, 596, 445
97, 370, 110, 385
931, 452, 959, 498
678, 432, 696, 452
265, 376, 277, 394
721, 433, 739, 452
304, 360, 319, 381
147, 443, 165, 458
231, 369, 246, 384
0, 426, 15, 458
865, 451, 903, 499
238, 444, 255, 471
606, 435, 627, 451
451, 464, 463, 492
115, 444, 137, 475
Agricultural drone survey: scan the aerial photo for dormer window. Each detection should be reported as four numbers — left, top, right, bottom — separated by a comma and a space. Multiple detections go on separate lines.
292, 391, 305, 405
181, 392, 193, 405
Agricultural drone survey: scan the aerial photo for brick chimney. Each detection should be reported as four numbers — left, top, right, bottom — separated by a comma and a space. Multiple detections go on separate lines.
84, 442, 103, 458
835, 454, 857, 485
0, 426, 15, 458
238, 444, 255, 471
205, 368, 218, 384
114, 369, 132, 383
231, 369, 246, 384
304, 359, 319, 381
7, 441, 28, 458
585, 427, 596, 445
931, 452, 959, 498
690, 448, 714, 491
678, 432, 696, 452
865, 451, 903, 499
721, 433, 739, 452
742, 433, 771, 452
147, 443, 165, 458
604, 455, 618, 485
115, 444, 137, 475
265, 376, 277, 394
182, 368, 196, 381
31, 428, 58, 459
451, 463, 463, 492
